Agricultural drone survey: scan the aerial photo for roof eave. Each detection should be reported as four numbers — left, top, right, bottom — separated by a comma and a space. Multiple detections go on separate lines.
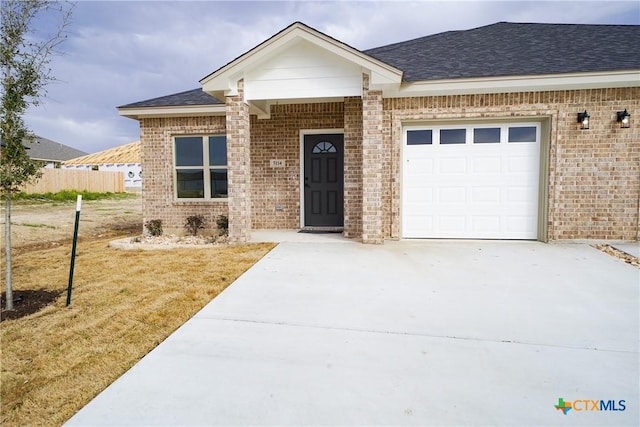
117, 104, 227, 119
391, 70, 640, 97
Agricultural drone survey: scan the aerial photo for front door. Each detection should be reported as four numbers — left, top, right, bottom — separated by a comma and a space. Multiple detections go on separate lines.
303, 134, 344, 227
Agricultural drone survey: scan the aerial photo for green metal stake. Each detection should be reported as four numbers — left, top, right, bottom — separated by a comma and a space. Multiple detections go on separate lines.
66, 195, 82, 306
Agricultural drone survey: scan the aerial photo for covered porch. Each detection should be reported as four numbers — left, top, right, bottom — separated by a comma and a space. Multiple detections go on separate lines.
204, 23, 402, 244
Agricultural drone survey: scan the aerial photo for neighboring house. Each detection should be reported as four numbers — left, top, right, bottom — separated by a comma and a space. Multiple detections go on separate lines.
117, 22, 640, 243
25, 135, 88, 168
62, 141, 142, 189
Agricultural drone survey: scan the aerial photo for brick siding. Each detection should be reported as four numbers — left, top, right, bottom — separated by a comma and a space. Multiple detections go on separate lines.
361, 75, 384, 244
226, 81, 252, 242
139, 116, 228, 235
384, 88, 639, 241
139, 87, 639, 242
250, 103, 344, 229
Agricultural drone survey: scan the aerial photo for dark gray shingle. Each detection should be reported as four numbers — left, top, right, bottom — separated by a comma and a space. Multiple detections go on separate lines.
364, 22, 640, 81
119, 88, 222, 108
27, 136, 88, 162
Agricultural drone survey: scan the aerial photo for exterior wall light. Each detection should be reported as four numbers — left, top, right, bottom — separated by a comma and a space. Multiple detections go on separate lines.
577, 111, 590, 130
616, 109, 630, 128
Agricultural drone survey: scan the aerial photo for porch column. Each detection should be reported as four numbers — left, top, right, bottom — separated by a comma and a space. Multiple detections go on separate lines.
226, 80, 252, 242
343, 96, 363, 238
361, 75, 384, 244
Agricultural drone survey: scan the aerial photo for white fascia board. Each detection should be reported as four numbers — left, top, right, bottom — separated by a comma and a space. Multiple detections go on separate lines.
200, 23, 402, 95
391, 70, 640, 98
117, 105, 226, 119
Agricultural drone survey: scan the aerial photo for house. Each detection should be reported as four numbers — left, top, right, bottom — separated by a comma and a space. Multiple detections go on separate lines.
62, 141, 142, 189
25, 135, 88, 168
117, 22, 640, 243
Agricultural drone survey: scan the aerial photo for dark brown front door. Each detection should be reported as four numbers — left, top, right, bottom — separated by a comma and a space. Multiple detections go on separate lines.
304, 134, 344, 227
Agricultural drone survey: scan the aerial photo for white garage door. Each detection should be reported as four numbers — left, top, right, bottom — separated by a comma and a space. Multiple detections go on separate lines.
402, 123, 540, 239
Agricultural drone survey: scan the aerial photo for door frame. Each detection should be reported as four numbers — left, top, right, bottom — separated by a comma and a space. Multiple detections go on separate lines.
299, 128, 344, 228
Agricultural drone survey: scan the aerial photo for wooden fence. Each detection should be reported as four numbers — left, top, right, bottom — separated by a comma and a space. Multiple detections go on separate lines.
22, 168, 125, 193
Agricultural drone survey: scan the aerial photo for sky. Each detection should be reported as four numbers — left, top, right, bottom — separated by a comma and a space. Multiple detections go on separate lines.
22, 0, 640, 154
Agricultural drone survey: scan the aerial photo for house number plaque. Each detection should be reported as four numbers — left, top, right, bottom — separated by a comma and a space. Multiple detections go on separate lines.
270, 159, 285, 168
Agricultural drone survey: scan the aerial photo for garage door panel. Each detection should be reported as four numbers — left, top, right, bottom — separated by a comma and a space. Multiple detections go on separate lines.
403, 123, 540, 239
506, 186, 534, 202
405, 158, 434, 174
471, 187, 500, 203
438, 157, 467, 174
471, 216, 500, 233
506, 216, 536, 233
439, 216, 466, 232
404, 215, 434, 234
406, 188, 433, 203
472, 157, 502, 174
508, 155, 537, 173
438, 187, 466, 203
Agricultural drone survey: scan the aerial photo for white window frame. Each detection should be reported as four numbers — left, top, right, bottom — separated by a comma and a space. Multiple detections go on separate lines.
173, 134, 228, 201
404, 123, 540, 146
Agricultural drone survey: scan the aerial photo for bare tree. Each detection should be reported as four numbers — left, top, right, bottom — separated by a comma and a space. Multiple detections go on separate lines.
1, 0, 74, 310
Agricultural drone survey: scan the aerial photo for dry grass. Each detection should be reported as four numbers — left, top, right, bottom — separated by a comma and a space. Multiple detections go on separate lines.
0, 239, 275, 427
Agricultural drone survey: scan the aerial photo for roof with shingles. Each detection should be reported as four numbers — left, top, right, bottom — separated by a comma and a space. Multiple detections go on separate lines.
364, 22, 640, 81
63, 141, 140, 165
26, 136, 88, 162
119, 22, 640, 108
120, 88, 222, 108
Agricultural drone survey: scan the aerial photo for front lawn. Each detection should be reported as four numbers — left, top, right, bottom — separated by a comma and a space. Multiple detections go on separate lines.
0, 239, 275, 426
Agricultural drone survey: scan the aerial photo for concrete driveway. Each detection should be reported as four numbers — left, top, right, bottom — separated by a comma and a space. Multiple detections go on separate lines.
66, 239, 639, 426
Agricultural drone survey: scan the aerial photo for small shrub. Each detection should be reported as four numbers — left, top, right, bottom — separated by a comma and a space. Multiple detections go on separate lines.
185, 215, 205, 236
145, 219, 163, 236
217, 215, 229, 236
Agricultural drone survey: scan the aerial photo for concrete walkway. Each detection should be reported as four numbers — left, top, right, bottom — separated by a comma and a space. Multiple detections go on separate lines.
66, 239, 639, 426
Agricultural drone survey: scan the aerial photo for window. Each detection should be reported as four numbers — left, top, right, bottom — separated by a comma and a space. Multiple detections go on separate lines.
175, 135, 227, 199
405, 123, 540, 147
312, 141, 337, 153
407, 130, 433, 145
474, 128, 501, 144
440, 129, 466, 144
508, 126, 536, 143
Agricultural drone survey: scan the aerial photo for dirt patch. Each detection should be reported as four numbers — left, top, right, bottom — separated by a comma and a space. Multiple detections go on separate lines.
1, 289, 64, 322
1, 194, 142, 320
2, 194, 142, 254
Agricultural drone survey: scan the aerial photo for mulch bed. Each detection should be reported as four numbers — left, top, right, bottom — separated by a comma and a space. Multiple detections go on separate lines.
1, 289, 64, 322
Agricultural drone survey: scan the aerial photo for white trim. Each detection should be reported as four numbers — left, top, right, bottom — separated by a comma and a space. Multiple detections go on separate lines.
298, 128, 344, 228
391, 70, 640, 98
118, 104, 226, 119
